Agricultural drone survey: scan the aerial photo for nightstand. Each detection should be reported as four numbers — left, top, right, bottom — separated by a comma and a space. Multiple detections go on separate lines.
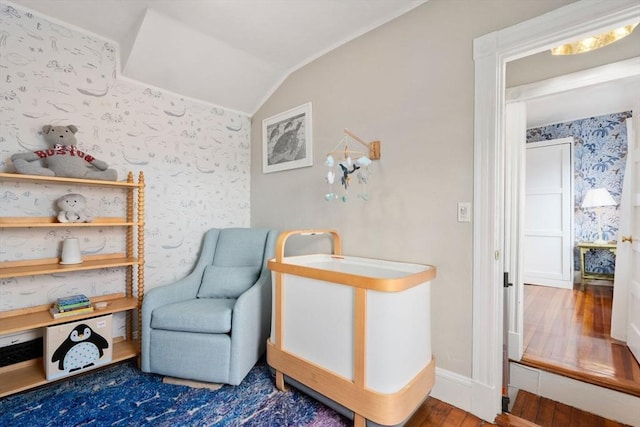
577, 242, 617, 290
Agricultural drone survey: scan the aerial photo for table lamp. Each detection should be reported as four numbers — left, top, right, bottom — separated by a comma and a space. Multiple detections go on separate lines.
581, 187, 617, 243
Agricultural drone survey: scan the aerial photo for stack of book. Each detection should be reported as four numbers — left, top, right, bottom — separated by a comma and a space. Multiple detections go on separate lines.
50, 294, 94, 319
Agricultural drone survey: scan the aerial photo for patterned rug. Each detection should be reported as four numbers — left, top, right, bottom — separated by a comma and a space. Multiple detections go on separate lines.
0, 359, 350, 426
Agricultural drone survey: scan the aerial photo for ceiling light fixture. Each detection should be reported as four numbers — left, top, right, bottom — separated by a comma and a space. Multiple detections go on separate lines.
551, 23, 638, 55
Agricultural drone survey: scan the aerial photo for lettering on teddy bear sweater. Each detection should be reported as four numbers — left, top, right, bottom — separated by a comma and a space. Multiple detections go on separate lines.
34, 146, 95, 163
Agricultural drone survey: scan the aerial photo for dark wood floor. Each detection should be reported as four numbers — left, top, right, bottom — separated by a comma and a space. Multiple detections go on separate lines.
505, 390, 631, 427
405, 397, 496, 426
402, 281, 638, 426
404, 392, 630, 426
520, 282, 640, 396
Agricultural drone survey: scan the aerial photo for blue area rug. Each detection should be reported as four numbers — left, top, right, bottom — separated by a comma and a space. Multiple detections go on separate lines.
0, 359, 350, 426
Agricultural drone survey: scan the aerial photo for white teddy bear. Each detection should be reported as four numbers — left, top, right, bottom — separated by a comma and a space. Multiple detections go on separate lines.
56, 193, 93, 223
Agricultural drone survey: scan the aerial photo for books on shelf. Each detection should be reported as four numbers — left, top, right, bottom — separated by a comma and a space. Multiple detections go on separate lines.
50, 305, 94, 319
56, 300, 91, 311
50, 294, 94, 318
57, 294, 90, 307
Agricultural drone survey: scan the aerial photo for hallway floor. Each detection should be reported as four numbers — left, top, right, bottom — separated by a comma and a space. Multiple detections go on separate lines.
520, 282, 640, 396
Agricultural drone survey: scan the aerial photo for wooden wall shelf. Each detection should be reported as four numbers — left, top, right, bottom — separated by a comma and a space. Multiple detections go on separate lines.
0, 172, 142, 188
0, 253, 140, 279
0, 293, 138, 335
0, 339, 138, 398
0, 217, 136, 227
0, 171, 145, 397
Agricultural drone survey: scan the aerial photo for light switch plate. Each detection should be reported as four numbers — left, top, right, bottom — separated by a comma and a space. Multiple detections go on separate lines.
458, 202, 471, 222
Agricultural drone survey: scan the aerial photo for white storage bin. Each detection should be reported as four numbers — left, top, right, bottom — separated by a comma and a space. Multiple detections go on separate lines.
44, 314, 113, 381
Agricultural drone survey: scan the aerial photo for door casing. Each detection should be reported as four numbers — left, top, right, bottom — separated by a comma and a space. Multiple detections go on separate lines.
472, 0, 640, 422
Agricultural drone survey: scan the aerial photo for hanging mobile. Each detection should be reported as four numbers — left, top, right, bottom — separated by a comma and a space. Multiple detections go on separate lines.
323, 129, 379, 202
325, 155, 336, 201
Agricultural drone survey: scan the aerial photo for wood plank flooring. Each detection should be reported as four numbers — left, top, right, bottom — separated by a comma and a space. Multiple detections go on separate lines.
402, 281, 638, 426
404, 392, 629, 426
520, 282, 640, 396
504, 390, 631, 427
405, 397, 495, 426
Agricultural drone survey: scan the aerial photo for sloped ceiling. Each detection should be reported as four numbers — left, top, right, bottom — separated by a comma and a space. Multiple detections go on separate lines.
9, 0, 428, 115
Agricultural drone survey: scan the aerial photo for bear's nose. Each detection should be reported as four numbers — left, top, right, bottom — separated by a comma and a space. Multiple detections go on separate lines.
59, 135, 63, 138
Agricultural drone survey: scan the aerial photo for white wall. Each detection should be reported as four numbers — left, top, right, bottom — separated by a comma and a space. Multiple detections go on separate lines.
250, 0, 580, 377
0, 3, 251, 335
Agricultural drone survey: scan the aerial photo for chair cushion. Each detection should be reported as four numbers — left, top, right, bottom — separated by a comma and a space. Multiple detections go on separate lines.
151, 298, 236, 334
197, 265, 260, 298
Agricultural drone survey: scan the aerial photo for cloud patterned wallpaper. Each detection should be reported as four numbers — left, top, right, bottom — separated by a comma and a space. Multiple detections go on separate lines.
526, 111, 631, 276
0, 3, 251, 335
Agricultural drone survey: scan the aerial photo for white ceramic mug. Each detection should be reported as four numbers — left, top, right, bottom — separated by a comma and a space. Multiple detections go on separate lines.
60, 237, 83, 264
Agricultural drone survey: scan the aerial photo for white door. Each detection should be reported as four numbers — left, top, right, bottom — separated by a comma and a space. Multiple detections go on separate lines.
523, 138, 574, 289
505, 101, 525, 360
625, 112, 640, 363
610, 118, 632, 341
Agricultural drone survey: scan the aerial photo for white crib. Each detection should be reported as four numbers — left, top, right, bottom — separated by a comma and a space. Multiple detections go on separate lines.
267, 229, 436, 427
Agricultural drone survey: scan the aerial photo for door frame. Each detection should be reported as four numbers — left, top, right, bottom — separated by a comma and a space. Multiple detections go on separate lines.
471, 0, 640, 422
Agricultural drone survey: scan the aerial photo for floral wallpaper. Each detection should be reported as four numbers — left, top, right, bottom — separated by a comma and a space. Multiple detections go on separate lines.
527, 111, 631, 276
0, 3, 251, 335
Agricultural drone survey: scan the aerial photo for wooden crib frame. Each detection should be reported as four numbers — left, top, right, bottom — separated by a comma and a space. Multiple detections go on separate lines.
266, 229, 436, 427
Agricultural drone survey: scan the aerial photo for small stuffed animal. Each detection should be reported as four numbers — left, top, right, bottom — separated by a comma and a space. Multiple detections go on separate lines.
56, 193, 93, 223
11, 125, 117, 181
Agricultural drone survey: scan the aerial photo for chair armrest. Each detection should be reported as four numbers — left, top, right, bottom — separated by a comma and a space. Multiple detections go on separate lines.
228, 270, 272, 384
143, 273, 201, 312
140, 272, 202, 371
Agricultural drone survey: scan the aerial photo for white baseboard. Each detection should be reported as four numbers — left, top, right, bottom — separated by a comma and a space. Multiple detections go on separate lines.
510, 362, 640, 426
508, 331, 522, 361
431, 367, 501, 423
431, 367, 473, 412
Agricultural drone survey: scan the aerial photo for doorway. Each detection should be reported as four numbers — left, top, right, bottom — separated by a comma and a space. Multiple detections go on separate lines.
505, 67, 640, 395
471, 1, 640, 422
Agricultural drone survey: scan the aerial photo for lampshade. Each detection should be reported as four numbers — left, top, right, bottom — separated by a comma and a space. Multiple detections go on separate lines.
581, 188, 616, 209
551, 23, 638, 55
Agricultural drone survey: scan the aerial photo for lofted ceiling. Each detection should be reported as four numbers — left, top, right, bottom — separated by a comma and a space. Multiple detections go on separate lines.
10, 0, 428, 115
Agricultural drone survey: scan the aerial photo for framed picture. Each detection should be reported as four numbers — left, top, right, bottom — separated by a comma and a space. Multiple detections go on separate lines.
262, 102, 313, 173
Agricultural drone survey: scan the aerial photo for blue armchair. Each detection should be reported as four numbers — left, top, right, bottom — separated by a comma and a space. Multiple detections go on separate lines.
141, 227, 277, 385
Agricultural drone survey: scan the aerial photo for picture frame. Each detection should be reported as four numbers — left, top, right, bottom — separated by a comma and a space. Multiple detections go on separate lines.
262, 102, 313, 173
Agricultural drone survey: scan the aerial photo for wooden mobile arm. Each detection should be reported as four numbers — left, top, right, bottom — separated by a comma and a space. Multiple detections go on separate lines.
344, 129, 381, 160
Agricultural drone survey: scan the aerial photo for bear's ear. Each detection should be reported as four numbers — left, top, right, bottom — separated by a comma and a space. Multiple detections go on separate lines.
67, 125, 78, 134
42, 125, 52, 134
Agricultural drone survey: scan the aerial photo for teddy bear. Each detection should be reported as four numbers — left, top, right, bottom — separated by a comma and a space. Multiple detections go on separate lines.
56, 193, 93, 223
11, 125, 117, 181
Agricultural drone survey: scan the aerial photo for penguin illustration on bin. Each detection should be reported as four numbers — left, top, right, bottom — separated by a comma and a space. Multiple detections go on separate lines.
51, 324, 109, 372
